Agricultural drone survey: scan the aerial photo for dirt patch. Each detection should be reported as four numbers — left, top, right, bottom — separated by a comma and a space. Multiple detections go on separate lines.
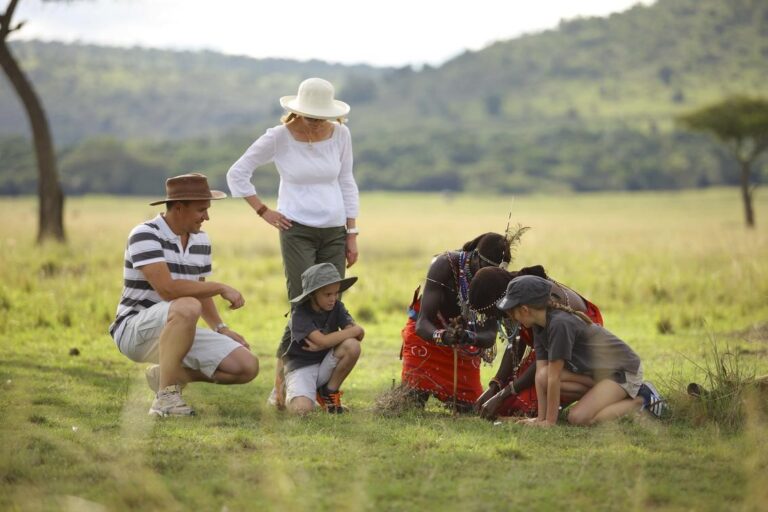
731, 322, 768, 344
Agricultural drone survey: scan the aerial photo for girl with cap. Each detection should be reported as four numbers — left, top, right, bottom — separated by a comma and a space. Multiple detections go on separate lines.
226, 78, 360, 408
497, 275, 664, 426
399, 233, 512, 411
282, 263, 363, 414
467, 266, 601, 420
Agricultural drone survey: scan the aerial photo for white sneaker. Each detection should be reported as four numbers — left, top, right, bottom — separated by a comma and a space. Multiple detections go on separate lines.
149, 385, 196, 417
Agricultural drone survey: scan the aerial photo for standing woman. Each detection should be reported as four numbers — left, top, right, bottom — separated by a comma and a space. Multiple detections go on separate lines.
227, 78, 359, 408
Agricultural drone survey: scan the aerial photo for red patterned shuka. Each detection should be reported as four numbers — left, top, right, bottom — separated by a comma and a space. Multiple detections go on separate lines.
400, 292, 483, 405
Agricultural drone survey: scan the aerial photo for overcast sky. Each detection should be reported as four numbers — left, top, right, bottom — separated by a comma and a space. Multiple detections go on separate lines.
13, 0, 655, 67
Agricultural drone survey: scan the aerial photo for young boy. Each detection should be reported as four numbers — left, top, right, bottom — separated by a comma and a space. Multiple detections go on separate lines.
282, 263, 364, 414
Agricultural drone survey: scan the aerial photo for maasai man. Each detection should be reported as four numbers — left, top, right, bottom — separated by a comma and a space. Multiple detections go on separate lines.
400, 233, 512, 411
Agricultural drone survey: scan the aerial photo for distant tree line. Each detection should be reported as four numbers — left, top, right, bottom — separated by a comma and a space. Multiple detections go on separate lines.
0, 126, 758, 197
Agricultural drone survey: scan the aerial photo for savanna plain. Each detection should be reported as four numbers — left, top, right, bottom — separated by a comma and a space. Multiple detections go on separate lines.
1, 189, 767, 511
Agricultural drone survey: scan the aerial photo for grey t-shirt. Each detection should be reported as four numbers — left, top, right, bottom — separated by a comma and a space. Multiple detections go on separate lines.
533, 309, 641, 376
282, 300, 354, 373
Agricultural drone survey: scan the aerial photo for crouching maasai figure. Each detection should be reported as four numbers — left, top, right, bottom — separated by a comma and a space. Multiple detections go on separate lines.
400, 233, 511, 411
497, 275, 665, 426
468, 266, 601, 420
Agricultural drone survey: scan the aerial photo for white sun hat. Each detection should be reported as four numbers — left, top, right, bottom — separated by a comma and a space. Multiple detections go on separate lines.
279, 77, 351, 120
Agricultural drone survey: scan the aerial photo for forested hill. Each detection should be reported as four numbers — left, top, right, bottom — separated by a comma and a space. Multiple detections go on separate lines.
1, 0, 766, 195
0, 45, 389, 144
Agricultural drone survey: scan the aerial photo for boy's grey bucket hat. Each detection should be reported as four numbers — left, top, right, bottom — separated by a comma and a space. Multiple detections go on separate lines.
290, 263, 357, 304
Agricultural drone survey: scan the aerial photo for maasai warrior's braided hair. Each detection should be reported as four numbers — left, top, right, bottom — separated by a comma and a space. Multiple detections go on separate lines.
468, 265, 553, 314
462, 232, 512, 267
468, 266, 513, 315
547, 300, 594, 325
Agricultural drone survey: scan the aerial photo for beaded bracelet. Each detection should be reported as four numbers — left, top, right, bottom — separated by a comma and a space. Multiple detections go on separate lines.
432, 329, 446, 345
489, 377, 504, 390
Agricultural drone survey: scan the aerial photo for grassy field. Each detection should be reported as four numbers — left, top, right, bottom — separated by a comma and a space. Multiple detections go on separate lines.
1, 188, 767, 511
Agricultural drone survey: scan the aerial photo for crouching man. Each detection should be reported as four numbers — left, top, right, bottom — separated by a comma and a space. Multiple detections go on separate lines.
108, 173, 259, 417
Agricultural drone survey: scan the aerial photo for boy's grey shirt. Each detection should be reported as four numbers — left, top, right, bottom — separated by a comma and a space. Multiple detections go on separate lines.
282, 300, 354, 373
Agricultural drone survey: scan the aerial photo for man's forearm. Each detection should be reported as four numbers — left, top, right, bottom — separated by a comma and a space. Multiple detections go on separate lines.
200, 297, 222, 329
157, 279, 226, 302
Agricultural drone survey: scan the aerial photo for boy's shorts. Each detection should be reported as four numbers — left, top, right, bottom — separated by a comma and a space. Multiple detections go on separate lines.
114, 301, 242, 379
285, 350, 339, 405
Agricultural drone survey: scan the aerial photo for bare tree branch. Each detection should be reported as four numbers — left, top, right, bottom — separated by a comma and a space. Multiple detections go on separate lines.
0, 0, 22, 40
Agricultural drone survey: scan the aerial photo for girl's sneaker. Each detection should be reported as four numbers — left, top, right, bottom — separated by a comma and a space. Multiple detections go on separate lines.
638, 381, 667, 418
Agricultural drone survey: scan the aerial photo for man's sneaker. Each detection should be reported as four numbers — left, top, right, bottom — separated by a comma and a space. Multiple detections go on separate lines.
638, 381, 667, 419
316, 386, 345, 414
149, 385, 196, 417
145, 365, 186, 394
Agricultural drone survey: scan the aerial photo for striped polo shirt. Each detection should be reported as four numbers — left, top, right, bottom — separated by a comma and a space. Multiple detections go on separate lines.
109, 214, 212, 341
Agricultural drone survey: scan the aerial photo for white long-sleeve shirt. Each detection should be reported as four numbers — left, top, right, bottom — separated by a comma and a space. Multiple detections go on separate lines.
226, 123, 359, 228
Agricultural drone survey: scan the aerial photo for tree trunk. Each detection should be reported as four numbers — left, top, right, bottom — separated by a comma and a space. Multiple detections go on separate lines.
739, 159, 755, 228
0, 38, 66, 243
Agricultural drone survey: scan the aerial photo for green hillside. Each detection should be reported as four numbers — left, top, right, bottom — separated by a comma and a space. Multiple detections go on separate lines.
1, 0, 766, 194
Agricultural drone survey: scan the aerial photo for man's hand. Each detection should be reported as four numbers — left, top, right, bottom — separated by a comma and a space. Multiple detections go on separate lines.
221, 285, 245, 310
220, 327, 250, 349
474, 382, 500, 414
442, 316, 465, 345
479, 385, 514, 420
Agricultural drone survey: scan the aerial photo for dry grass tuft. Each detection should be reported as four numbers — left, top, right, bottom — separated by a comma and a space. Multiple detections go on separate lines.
372, 384, 425, 417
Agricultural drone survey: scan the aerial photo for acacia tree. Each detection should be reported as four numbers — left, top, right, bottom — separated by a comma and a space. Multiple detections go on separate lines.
678, 96, 768, 228
0, 0, 65, 243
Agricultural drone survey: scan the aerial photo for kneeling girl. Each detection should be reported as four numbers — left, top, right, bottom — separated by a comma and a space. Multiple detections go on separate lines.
497, 275, 662, 426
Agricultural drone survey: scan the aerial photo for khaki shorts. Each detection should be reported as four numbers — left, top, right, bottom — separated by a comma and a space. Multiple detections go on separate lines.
114, 301, 242, 378
284, 350, 339, 405
593, 363, 643, 398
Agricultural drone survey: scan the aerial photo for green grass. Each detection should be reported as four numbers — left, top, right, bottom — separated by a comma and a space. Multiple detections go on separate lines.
1, 188, 767, 511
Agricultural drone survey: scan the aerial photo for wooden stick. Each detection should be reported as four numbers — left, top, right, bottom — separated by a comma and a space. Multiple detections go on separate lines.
453, 346, 458, 416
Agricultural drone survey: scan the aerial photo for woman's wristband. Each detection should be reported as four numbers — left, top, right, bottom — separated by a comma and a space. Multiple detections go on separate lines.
256, 204, 268, 216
